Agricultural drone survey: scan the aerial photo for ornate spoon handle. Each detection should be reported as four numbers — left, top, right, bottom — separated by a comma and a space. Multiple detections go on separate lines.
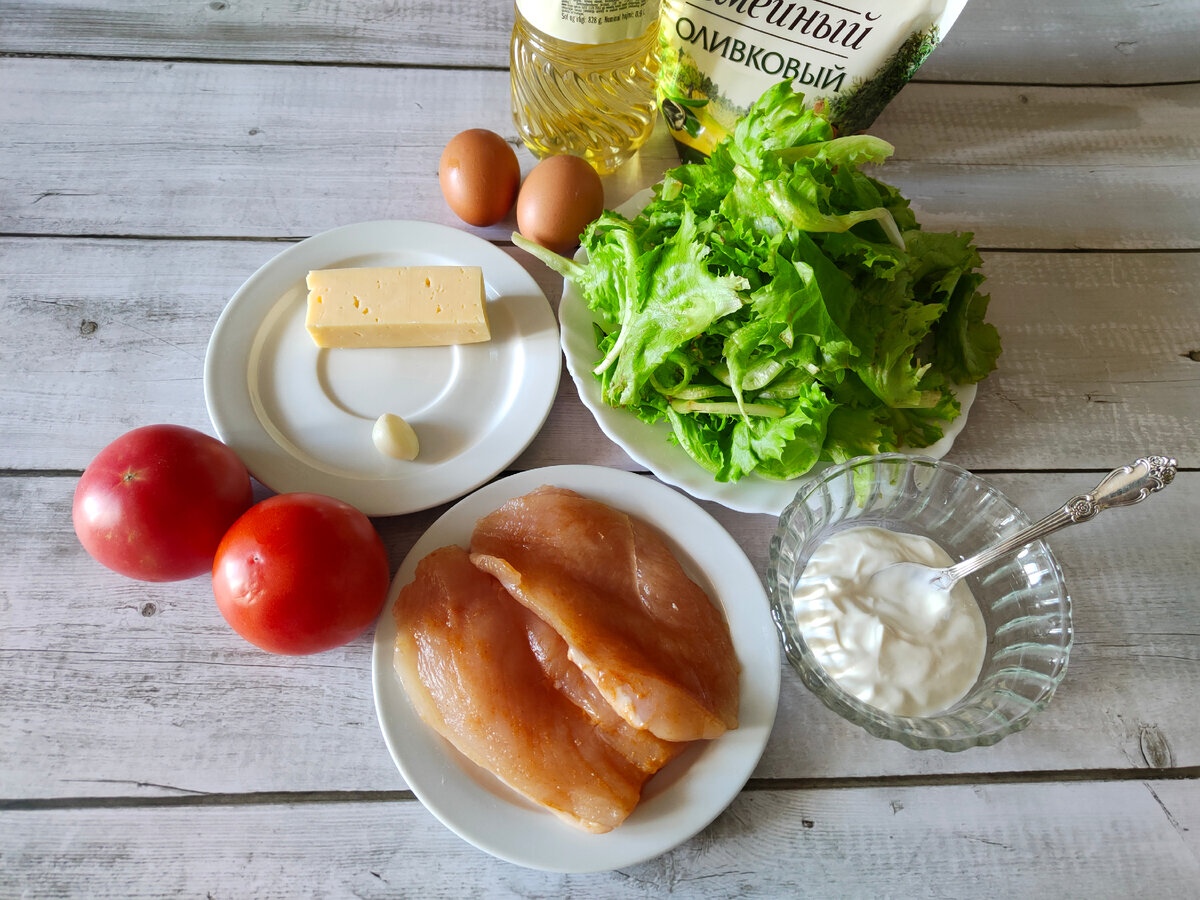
932, 456, 1178, 590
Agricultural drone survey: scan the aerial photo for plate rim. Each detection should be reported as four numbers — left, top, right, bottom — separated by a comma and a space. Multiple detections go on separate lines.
557, 190, 977, 516
370, 464, 781, 873
203, 219, 560, 516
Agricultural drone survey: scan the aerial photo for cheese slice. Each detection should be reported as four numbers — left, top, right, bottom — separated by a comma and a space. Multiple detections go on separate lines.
305, 266, 490, 349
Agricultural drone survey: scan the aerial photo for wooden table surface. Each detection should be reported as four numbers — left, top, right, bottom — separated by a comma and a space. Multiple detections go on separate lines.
3, 0, 1198, 895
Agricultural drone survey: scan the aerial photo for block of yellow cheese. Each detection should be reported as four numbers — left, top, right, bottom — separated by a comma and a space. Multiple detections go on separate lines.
304, 266, 490, 349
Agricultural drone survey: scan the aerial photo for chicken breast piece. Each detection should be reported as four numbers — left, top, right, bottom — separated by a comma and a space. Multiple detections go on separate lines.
392, 544, 652, 834
524, 610, 687, 775
470, 486, 740, 743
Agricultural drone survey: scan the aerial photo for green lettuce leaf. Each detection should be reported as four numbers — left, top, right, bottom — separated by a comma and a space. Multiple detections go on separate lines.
514, 80, 1001, 483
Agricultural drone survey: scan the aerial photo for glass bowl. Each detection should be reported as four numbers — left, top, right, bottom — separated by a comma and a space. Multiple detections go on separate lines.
766, 454, 1073, 752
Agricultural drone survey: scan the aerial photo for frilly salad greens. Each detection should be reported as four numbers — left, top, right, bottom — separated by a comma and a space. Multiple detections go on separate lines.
514, 81, 1001, 483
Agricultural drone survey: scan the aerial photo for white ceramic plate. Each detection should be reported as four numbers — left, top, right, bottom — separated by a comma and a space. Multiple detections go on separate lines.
559, 189, 976, 516
205, 220, 560, 516
371, 465, 780, 873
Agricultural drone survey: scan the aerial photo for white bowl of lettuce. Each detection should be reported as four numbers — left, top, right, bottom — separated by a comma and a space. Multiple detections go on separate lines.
516, 81, 999, 516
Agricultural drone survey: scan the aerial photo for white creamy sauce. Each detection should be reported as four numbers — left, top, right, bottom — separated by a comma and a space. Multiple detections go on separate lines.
792, 526, 987, 717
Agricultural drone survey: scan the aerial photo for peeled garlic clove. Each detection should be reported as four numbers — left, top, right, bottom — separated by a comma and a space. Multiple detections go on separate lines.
372, 413, 419, 461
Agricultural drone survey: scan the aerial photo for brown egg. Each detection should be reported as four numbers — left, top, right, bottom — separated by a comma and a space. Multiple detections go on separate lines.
516, 155, 605, 255
438, 129, 521, 227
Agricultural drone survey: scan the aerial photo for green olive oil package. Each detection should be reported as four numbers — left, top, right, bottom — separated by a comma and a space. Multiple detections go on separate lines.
658, 0, 969, 160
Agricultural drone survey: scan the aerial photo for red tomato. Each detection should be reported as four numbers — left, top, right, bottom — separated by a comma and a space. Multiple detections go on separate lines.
212, 492, 390, 655
73, 424, 254, 582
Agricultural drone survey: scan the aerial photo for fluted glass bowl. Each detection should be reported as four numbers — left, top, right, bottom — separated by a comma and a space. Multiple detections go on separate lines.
767, 454, 1073, 751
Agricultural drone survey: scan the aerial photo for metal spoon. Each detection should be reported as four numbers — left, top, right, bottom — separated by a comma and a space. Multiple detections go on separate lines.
869, 455, 1178, 595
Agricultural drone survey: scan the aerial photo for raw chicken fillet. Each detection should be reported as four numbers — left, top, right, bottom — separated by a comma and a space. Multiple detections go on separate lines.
391, 487, 742, 833
393, 544, 661, 833
470, 486, 740, 742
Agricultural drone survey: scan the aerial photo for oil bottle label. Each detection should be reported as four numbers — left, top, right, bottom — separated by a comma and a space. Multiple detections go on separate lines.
658, 0, 969, 159
517, 0, 660, 45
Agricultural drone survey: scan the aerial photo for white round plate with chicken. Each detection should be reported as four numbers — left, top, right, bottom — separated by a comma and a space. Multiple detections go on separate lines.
371, 465, 780, 873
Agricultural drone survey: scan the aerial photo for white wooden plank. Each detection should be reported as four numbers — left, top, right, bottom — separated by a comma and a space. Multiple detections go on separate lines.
879, 82, 1200, 166
2, 0, 1197, 86
923, 0, 1200, 85
943, 251, 1200, 471
3, 0, 1195, 888
3, 238, 1197, 473
0, 58, 672, 244
2, 780, 1197, 896
869, 82, 1200, 250
0, 0, 516, 66
2, 472, 1196, 798
3, 58, 1197, 249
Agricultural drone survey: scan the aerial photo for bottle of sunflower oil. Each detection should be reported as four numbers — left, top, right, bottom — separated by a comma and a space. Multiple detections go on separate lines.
510, 0, 661, 176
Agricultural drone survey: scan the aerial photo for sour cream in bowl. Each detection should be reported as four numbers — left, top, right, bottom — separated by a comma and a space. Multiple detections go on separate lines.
766, 454, 1073, 752
793, 525, 988, 718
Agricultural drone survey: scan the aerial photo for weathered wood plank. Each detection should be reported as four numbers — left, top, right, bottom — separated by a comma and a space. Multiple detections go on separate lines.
923, 0, 1200, 85
3, 237, 1197, 473
1, 0, 1196, 86
870, 81, 1200, 250
3, 58, 1197, 248
948, 252, 1200, 469
2, 780, 1197, 896
2, 471, 1196, 798
3, 0, 1196, 891
0, 0, 516, 66
0, 58, 669, 243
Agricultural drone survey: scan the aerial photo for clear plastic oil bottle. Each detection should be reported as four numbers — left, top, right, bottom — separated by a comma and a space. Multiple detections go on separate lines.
510, 1, 661, 176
